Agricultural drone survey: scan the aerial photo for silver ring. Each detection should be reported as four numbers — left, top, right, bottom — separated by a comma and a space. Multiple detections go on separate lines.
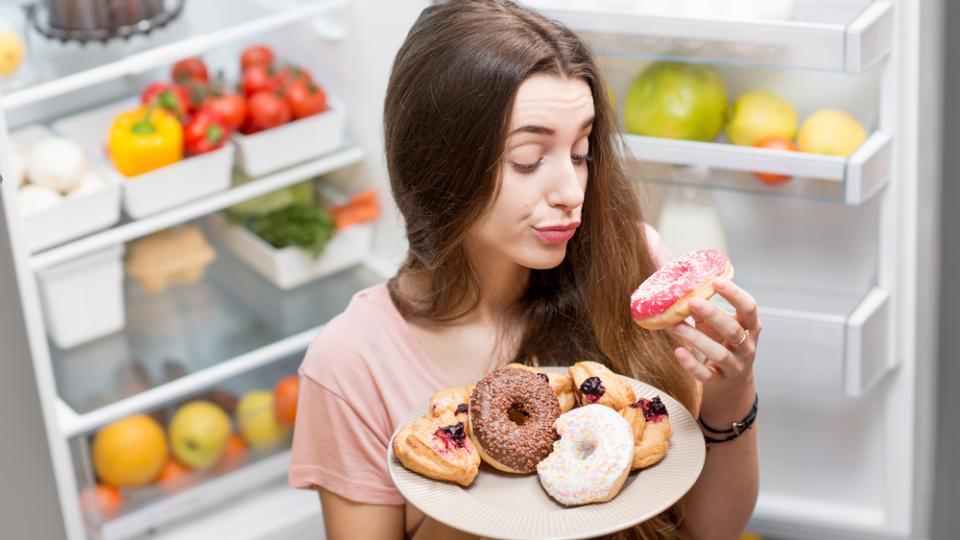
730, 329, 750, 348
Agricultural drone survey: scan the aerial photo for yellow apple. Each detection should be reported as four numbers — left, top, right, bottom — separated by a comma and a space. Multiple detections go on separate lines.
168, 401, 231, 470
236, 390, 291, 450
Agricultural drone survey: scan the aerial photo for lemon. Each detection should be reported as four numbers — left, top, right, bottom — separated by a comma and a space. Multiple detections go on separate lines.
725, 91, 797, 146
0, 32, 24, 76
93, 415, 168, 488
797, 109, 868, 157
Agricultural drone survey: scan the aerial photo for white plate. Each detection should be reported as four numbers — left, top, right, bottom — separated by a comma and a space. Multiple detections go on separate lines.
388, 368, 706, 540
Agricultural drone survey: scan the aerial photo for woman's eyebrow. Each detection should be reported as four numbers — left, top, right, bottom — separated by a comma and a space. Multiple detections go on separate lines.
509, 116, 595, 137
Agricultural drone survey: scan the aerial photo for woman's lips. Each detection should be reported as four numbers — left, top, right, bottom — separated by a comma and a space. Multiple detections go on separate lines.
533, 223, 579, 244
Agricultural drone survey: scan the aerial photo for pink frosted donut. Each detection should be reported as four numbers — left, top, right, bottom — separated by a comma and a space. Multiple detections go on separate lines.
630, 249, 734, 330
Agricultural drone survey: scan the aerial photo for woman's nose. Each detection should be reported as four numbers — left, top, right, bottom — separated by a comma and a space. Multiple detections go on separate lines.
547, 159, 585, 210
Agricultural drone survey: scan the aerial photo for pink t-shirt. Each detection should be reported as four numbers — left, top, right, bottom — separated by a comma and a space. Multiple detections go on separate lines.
288, 225, 671, 536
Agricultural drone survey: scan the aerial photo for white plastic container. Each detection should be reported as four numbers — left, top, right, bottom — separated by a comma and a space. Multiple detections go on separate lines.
11, 125, 122, 253
37, 244, 125, 349
232, 96, 347, 177
52, 97, 235, 218
205, 213, 372, 290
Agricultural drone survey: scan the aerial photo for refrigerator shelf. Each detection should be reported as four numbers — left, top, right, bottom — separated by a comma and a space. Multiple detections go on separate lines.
52, 256, 385, 438
2, 0, 348, 112
749, 285, 892, 398
627, 131, 892, 205
29, 145, 365, 272
144, 479, 322, 540
527, 0, 893, 73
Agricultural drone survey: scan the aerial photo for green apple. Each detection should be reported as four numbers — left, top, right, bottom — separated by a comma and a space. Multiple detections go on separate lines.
623, 61, 728, 141
169, 401, 231, 470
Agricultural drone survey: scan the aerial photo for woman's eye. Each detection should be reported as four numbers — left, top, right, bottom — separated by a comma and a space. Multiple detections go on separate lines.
511, 158, 543, 172
572, 152, 592, 165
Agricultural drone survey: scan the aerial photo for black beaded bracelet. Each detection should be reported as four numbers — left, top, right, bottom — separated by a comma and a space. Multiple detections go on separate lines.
698, 393, 758, 444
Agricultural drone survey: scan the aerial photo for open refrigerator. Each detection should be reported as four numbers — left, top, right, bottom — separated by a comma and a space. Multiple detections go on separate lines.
0, 1, 941, 539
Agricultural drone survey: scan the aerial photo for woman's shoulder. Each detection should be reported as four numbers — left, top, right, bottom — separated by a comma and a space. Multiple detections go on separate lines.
298, 282, 407, 394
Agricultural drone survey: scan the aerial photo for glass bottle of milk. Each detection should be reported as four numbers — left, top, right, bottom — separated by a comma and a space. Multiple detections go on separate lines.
655, 165, 728, 255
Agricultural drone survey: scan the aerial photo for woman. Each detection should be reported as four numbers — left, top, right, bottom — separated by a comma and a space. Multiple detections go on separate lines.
289, 1, 760, 538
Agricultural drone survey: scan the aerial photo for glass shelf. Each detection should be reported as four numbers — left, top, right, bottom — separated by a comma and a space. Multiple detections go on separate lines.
525, 0, 892, 73
51, 240, 381, 419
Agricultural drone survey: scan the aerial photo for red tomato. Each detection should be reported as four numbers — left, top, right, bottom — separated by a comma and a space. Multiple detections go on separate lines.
141, 83, 190, 121
177, 80, 209, 115
274, 64, 313, 89
171, 57, 208, 84
183, 110, 230, 156
752, 136, 798, 184
282, 79, 328, 119
241, 45, 275, 70
242, 65, 277, 97
203, 94, 246, 130
247, 91, 291, 130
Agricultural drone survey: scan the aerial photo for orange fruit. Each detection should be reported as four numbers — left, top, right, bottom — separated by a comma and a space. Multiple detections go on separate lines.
273, 376, 300, 426
93, 415, 168, 488
156, 458, 190, 484
216, 434, 248, 473
752, 136, 797, 184
80, 484, 123, 521
155, 458, 193, 493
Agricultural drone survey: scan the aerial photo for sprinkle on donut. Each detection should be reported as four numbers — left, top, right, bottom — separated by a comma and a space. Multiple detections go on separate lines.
631, 249, 730, 319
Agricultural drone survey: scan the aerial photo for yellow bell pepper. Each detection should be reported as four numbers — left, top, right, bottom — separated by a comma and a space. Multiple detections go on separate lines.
108, 105, 183, 177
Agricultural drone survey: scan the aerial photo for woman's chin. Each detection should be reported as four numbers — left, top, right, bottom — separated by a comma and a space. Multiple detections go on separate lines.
518, 246, 567, 270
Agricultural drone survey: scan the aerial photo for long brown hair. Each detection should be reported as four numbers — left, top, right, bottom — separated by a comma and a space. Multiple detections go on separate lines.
385, 2, 695, 537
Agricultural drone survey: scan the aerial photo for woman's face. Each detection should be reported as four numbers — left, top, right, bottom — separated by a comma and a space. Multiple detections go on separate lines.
467, 74, 593, 271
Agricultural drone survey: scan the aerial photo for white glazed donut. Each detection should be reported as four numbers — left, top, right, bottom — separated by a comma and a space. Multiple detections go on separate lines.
536, 404, 634, 506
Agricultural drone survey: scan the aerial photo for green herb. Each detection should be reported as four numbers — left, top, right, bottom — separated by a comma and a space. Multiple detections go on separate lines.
247, 204, 335, 259
225, 181, 316, 222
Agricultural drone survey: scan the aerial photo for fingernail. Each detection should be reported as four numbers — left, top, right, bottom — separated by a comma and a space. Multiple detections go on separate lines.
714, 278, 726, 289
690, 298, 705, 310
673, 323, 689, 334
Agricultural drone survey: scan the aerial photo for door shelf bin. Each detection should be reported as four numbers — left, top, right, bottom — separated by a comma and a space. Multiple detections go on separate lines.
627, 131, 892, 205
527, 0, 893, 73
753, 287, 892, 398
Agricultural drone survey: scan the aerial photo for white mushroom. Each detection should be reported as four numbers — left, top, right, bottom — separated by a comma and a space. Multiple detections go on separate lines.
26, 136, 87, 194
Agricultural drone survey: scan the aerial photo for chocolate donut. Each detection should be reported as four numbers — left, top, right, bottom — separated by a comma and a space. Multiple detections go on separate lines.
468, 366, 561, 474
